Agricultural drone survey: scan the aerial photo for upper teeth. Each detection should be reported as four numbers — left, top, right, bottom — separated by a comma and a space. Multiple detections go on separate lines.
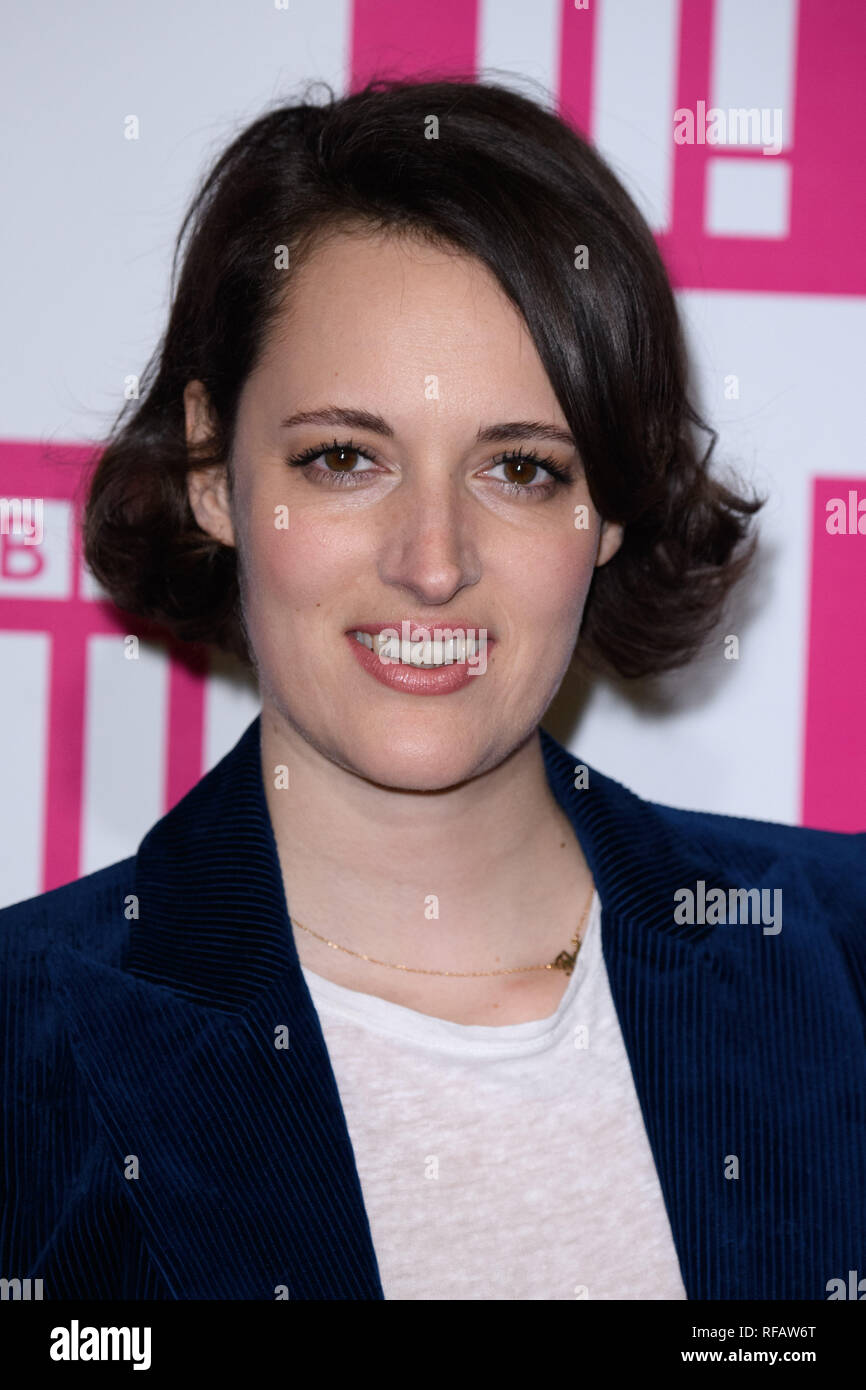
352, 631, 482, 665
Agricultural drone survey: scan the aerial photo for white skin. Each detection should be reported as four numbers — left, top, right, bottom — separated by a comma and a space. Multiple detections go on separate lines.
186, 227, 623, 1024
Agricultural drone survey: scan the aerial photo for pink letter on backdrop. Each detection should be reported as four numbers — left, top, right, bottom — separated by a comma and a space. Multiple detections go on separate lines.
0, 441, 207, 892
801, 478, 866, 831
351, 0, 478, 87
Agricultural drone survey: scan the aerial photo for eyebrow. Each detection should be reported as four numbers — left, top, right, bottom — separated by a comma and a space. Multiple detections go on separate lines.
279, 406, 577, 450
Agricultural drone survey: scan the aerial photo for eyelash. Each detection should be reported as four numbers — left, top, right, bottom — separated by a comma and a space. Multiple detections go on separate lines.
284, 437, 575, 500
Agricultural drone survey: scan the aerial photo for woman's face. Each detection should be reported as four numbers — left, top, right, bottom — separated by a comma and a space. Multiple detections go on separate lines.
186, 228, 622, 789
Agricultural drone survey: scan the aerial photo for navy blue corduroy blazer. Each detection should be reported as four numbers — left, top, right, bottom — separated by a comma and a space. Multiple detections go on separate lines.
2, 715, 865, 1300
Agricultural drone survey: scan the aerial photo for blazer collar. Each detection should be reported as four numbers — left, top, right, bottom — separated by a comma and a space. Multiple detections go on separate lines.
126, 715, 738, 1004
49, 715, 791, 1299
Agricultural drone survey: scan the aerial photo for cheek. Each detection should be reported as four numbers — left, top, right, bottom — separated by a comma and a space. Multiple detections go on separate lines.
240, 506, 359, 619
509, 528, 598, 627
256, 529, 310, 601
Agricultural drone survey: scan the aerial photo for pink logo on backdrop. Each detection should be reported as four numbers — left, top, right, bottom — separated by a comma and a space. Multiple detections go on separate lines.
802, 479, 866, 832
0, 441, 207, 893
2, 0, 864, 901
352, 0, 866, 295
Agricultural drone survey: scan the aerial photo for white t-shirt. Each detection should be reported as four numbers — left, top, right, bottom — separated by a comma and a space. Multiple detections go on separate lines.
300, 889, 688, 1300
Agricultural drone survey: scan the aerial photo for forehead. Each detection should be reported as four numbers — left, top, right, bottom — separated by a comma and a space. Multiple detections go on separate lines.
254, 226, 549, 390
284, 224, 510, 309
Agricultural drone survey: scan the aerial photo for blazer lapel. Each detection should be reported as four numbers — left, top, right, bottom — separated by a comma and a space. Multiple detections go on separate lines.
48, 716, 385, 1300
539, 727, 854, 1301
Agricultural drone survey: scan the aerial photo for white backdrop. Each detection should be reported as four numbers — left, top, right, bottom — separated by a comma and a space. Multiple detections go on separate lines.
2, 0, 864, 910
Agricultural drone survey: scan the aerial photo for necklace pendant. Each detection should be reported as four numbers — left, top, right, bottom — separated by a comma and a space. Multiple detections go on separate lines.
552, 949, 577, 976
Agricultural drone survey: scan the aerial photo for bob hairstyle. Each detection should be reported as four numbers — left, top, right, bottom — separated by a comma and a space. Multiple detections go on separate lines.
84, 76, 764, 679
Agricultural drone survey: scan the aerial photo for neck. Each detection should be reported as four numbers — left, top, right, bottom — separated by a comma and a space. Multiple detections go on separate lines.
260, 705, 592, 975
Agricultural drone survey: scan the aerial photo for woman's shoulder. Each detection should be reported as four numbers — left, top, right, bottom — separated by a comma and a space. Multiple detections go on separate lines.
649, 794, 865, 865
643, 795, 865, 951
0, 855, 137, 966
1, 858, 137, 1125
573, 754, 865, 941
543, 728, 865, 872
0, 858, 143, 1280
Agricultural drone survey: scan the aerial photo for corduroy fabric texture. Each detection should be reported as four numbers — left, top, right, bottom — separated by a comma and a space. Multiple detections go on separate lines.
2, 715, 864, 1299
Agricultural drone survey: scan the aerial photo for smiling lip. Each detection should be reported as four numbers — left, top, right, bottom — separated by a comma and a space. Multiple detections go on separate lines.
346, 620, 494, 639
344, 621, 494, 696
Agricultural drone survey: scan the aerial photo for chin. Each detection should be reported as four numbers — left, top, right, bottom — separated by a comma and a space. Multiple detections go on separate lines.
340, 727, 492, 793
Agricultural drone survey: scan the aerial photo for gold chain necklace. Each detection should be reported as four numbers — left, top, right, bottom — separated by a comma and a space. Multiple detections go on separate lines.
291, 880, 595, 979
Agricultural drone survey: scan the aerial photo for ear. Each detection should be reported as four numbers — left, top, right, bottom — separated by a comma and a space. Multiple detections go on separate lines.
595, 519, 623, 568
184, 380, 236, 548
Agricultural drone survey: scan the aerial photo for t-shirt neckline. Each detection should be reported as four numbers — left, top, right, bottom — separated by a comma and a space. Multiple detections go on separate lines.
299, 888, 602, 1056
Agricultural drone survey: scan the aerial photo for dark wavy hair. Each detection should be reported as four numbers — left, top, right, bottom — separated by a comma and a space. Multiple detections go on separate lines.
83, 75, 764, 680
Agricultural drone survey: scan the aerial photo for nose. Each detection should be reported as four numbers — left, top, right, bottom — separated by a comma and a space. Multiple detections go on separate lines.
376, 469, 482, 605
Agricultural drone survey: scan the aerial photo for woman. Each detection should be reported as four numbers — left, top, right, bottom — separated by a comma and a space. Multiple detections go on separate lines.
2, 78, 864, 1303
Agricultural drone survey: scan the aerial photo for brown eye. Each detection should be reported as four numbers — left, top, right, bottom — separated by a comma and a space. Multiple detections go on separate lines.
501, 458, 539, 486
484, 450, 568, 498
322, 446, 361, 472
284, 439, 379, 483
